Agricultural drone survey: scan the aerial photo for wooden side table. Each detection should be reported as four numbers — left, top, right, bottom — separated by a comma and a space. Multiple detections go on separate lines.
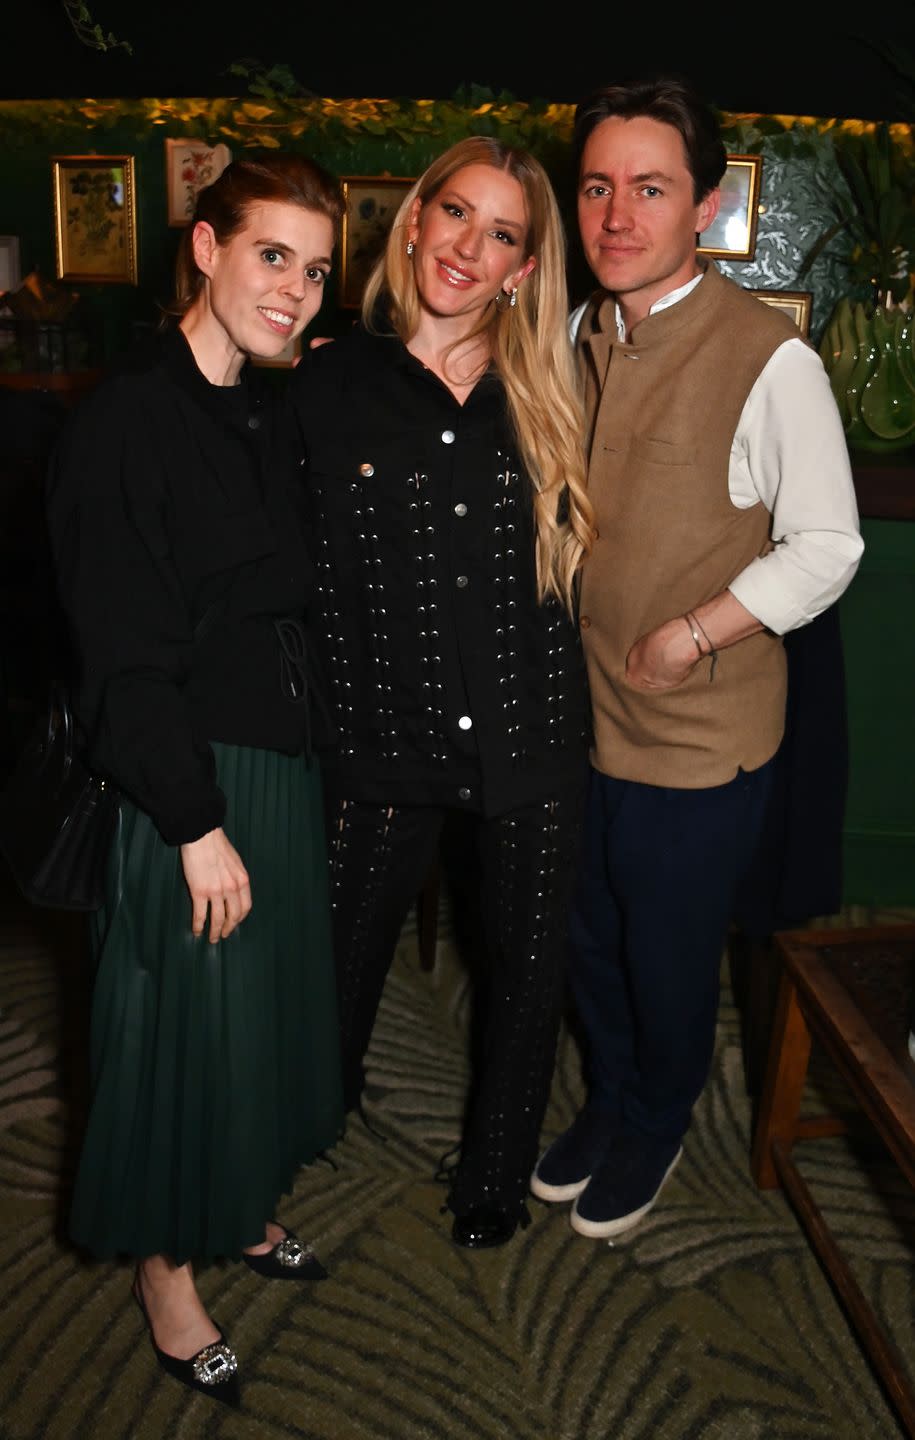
751, 923, 915, 1436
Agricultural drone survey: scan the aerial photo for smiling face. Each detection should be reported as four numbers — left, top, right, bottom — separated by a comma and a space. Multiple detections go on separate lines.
196, 199, 334, 360
407, 162, 535, 325
577, 115, 720, 320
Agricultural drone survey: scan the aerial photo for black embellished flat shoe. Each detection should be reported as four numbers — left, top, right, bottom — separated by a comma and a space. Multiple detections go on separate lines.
451, 1203, 532, 1250
241, 1224, 328, 1281
132, 1279, 240, 1406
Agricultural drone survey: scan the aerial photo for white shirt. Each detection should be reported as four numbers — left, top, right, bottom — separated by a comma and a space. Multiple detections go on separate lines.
569, 277, 864, 635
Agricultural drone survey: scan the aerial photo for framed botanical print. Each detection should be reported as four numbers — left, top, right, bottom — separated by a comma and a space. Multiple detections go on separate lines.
340, 175, 415, 308
165, 138, 232, 227
52, 155, 138, 284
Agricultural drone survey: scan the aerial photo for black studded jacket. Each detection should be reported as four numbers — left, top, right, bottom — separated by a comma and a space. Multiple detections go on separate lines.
289, 321, 591, 816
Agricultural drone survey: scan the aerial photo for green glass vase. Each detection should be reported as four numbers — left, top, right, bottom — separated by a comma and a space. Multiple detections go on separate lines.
819, 298, 915, 454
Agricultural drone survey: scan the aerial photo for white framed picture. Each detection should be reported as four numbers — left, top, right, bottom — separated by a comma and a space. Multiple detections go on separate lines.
0, 235, 22, 293
165, 139, 232, 227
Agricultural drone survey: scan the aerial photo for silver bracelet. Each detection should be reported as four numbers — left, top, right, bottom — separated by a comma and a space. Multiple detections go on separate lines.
684, 610, 718, 682
682, 613, 704, 660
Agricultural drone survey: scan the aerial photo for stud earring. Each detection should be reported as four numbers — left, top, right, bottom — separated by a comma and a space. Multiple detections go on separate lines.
406, 240, 415, 256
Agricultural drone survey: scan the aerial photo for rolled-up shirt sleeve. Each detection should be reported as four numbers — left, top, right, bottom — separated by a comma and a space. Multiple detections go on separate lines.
726, 337, 864, 635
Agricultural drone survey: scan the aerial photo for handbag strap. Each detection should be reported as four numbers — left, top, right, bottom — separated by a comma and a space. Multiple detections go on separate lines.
44, 681, 76, 778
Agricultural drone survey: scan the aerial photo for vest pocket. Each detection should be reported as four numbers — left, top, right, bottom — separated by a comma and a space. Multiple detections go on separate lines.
630, 436, 696, 466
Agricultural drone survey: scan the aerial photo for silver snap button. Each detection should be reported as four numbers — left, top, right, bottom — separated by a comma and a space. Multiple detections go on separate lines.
454, 502, 467, 517
458, 715, 472, 731
458, 787, 471, 801
456, 575, 468, 588
247, 415, 261, 430
359, 463, 375, 477
441, 430, 455, 444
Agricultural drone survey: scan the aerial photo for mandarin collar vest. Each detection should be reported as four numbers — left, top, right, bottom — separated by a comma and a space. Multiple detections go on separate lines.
583, 261, 725, 382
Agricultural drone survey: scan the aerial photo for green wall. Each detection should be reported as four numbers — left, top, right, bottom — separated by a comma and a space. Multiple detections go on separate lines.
0, 95, 878, 358
840, 518, 915, 905
1, 95, 912, 907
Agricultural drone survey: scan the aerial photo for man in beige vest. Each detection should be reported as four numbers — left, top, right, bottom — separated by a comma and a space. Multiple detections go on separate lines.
530, 75, 863, 1239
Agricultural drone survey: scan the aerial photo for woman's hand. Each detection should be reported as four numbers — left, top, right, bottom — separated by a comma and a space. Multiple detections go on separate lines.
180, 828, 252, 942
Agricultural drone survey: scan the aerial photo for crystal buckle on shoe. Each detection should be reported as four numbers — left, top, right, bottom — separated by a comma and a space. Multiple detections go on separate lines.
274, 1236, 314, 1269
192, 1342, 238, 1386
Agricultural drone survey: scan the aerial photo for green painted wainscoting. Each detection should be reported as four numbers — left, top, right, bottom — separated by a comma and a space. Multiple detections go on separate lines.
839, 479, 915, 904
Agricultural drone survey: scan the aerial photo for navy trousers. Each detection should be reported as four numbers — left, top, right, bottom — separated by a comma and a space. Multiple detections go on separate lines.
568, 757, 776, 1144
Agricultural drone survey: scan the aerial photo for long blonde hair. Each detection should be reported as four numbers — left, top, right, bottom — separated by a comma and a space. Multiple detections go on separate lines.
361, 137, 594, 613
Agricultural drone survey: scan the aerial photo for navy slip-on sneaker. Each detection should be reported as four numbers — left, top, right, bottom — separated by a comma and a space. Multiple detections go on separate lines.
570, 1135, 683, 1238
530, 1106, 618, 1203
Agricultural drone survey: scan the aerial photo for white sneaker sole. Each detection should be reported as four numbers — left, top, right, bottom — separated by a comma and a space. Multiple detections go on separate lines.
569, 1147, 683, 1238
529, 1169, 591, 1203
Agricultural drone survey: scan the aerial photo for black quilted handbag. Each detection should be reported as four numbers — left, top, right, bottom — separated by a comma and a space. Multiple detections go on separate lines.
0, 686, 119, 911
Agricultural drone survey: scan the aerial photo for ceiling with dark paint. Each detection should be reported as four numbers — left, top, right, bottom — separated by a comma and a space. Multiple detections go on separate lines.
7, 3, 914, 122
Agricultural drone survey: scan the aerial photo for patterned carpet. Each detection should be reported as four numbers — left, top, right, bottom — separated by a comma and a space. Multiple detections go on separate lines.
0, 865, 913, 1440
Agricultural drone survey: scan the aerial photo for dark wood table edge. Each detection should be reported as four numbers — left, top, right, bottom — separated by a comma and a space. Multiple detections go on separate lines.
754, 923, 915, 1437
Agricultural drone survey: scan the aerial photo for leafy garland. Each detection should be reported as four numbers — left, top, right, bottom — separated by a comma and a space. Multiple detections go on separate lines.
0, 90, 910, 157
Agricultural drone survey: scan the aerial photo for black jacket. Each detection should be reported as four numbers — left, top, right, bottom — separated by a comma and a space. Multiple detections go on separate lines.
45, 325, 321, 844
291, 322, 591, 816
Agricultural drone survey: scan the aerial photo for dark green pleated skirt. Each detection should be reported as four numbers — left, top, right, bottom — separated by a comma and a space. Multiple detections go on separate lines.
69, 743, 343, 1264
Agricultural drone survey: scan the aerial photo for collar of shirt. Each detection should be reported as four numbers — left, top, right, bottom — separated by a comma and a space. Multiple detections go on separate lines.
613, 272, 704, 342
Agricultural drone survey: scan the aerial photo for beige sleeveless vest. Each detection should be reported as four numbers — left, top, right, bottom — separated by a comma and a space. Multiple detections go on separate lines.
578, 263, 800, 788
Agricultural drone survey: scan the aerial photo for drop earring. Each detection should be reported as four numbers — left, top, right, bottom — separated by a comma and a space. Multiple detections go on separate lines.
406, 240, 415, 256
508, 287, 517, 308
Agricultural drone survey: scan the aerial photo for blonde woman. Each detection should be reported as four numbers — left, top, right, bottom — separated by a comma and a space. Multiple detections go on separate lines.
291, 137, 595, 1248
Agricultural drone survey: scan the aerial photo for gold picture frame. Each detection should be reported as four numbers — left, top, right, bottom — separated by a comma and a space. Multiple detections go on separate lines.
698, 154, 763, 262
748, 288, 813, 338
165, 138, 232, 227
340, 175, 415, 309
52, 155, 137, 284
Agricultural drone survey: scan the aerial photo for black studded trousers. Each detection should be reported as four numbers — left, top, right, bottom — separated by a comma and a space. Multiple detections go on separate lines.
324, 787, 586, 1213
